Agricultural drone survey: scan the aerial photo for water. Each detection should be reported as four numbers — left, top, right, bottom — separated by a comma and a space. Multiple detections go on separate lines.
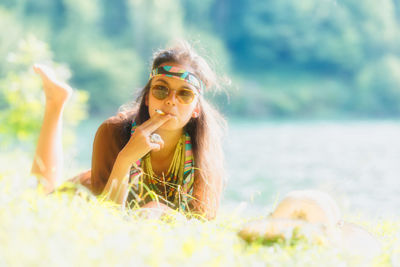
222, 120, 400, 219
72, 119, 400, 219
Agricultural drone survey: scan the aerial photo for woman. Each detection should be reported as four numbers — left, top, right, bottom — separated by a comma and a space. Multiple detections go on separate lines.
31, 41, 226, 220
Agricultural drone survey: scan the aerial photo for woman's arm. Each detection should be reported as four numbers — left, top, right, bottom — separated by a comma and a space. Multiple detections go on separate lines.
91, 120, 125, 195
100, 152, 136, 204
90, 119, 136, 204
93, 114, 172, 204
190, 172, 223, 220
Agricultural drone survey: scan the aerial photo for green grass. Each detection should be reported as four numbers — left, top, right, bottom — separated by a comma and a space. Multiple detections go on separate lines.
0, 152, 399, 267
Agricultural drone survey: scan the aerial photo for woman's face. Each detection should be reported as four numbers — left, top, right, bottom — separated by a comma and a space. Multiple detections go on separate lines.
146, 61, 200, 131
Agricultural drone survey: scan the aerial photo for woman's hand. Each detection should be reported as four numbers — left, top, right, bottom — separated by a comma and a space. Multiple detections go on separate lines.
117, 113, 173, 165
33, 64, 72, 107
135, 201, 184, 220
102, 114, 173, 204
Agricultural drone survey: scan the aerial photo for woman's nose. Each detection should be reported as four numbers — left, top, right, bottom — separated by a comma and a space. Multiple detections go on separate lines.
165, 90, 177, 106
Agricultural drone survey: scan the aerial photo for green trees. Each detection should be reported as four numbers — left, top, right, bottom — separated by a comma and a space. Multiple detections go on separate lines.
1, 0, 400, 119
214, 0, 400, 117
0, 20, 88, 146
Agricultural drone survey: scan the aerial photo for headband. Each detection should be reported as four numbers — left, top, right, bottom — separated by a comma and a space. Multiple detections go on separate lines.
149, 65, 205, 95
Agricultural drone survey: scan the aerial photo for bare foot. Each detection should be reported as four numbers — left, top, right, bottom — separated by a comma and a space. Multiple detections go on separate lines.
33, 64, 73, 107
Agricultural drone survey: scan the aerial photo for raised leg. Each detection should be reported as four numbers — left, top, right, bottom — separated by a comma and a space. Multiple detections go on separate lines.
31, 64, 72, 194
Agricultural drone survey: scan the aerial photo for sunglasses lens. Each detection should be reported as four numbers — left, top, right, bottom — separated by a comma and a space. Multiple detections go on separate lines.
177, 89, 195, 104
152, 86, 169, 100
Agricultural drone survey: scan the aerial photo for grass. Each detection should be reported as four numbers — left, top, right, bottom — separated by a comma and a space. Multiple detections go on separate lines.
0, 151, 399, 267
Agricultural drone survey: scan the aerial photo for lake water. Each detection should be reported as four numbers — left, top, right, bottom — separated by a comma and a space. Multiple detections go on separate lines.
222, 120, 400, 220
73, 119, 400, 220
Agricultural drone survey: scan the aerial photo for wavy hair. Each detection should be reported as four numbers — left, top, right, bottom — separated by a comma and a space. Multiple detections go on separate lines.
127, 40, 227, 219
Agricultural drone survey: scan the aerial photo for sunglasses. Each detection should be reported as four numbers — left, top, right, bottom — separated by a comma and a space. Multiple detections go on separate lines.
151, 85, 198, 104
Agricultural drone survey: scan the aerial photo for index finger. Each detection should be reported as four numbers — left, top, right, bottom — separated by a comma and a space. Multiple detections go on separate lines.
140, 113, 173, 134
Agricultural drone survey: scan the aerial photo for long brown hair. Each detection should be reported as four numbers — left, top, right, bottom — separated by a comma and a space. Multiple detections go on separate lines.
130, 40, 227, 219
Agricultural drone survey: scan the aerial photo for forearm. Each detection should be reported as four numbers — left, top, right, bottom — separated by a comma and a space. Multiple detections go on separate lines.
189, 199, 217, 220
101, 153, 135, 205
190, 182, 222, 220
31, 103, 65, 193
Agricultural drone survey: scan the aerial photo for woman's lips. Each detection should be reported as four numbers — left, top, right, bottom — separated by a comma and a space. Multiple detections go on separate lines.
155, 109, 177, 117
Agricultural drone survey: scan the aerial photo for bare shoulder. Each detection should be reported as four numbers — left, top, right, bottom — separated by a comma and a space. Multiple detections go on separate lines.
100, 110, 135, 128
95, 111, 136, 141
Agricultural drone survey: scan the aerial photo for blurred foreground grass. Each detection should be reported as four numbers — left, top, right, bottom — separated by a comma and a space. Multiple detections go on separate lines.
0, 151, 399, 267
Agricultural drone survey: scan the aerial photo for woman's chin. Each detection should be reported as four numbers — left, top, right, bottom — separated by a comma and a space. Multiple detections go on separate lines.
159, 118, 182, 131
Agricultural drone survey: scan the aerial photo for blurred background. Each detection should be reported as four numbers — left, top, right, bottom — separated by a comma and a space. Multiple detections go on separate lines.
0, 0, 399, 219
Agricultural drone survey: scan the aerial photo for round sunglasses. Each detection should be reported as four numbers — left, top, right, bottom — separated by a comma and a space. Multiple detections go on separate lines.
151, 85, 198, 104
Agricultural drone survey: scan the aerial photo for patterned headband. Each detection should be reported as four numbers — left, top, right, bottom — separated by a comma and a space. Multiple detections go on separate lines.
149, 65, 205, 95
